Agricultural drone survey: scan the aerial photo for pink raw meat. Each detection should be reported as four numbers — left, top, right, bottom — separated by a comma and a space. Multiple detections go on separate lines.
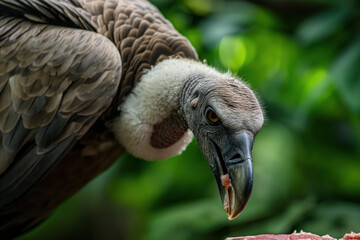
226, 231, 337, 240
341, 232, 360, 240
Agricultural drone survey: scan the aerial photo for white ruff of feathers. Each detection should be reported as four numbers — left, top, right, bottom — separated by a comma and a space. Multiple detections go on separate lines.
112, 58, 230, 160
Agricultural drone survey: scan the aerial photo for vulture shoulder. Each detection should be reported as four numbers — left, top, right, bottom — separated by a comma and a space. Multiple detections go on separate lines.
0, 12, 121, 223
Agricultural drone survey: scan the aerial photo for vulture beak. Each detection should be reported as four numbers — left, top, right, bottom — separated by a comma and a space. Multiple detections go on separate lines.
210, 132, 253, 220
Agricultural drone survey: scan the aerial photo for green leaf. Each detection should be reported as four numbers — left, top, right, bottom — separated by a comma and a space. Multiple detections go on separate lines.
299, 201, 360, 238
330, 36, 360, 112
219, 36, 247, 71
296, 7, 349, 44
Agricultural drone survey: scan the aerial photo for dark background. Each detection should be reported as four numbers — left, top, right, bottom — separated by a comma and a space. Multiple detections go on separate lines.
18, 0, 360, 239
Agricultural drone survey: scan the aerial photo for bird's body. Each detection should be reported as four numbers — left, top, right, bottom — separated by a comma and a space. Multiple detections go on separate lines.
0, 0, 263, 238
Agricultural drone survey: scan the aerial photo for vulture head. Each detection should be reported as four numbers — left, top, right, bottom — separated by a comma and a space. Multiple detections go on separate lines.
113, 58, 264, 219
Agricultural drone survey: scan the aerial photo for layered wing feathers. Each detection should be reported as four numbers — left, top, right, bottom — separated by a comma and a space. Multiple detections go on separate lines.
0, 16, 122, 206
0, 0, 95, 30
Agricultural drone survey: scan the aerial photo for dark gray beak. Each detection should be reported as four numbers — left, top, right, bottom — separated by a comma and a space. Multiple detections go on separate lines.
210, 132, 253, 220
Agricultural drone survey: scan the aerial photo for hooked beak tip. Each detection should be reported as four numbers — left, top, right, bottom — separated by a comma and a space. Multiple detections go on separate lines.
211, 132, 254, 220
220, 161, 253, 220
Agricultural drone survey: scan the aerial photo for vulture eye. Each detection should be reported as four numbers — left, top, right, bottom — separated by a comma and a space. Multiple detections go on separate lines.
207, 109, 220, 124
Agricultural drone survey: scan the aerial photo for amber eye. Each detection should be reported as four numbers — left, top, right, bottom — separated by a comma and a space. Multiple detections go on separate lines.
207, 109, 219, 124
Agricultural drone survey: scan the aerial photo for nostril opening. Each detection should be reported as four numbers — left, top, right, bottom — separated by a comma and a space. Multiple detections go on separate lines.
229, 153, 242, 161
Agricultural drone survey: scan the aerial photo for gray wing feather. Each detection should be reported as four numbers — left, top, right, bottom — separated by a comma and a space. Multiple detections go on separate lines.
0, 0, 95, 30
0, 135, 77, 207
0, 15, 122, 206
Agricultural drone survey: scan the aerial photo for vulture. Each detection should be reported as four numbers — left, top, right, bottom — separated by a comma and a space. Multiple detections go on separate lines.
0, 0, 264, 238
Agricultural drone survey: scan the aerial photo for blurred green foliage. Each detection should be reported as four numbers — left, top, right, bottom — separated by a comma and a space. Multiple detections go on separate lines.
18, 0, 360, 239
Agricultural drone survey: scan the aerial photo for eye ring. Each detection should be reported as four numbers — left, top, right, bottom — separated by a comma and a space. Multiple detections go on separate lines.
206, 109, 220, 124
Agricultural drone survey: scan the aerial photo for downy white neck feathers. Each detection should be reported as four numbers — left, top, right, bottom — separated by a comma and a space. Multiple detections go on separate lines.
112, 58, 229, 160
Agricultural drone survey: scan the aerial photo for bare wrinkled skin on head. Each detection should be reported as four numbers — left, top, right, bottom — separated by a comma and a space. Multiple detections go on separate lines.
181, 74, 264, 139
207, 77, 263, 132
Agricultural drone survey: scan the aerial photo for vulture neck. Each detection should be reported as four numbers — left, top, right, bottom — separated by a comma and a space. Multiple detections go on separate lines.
113, 58, 222, 161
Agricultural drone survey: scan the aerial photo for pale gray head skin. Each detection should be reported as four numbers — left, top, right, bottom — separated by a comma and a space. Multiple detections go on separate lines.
180, 73, 264, 219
